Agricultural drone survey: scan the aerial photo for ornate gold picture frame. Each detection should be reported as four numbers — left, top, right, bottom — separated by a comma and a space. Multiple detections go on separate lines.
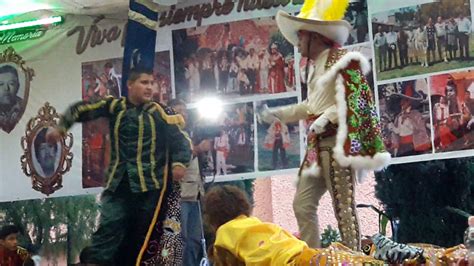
0, 46, 34, 133
20, 102, 74, 195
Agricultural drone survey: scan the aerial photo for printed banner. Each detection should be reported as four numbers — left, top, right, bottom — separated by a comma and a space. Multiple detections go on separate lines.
172, 16, 296, 103
1, 0, 474, 202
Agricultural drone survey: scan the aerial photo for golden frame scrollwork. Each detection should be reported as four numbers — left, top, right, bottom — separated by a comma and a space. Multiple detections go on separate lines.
20, 102, 73, 195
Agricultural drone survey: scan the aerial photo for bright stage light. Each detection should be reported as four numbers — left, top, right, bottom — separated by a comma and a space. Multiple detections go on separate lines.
0, 16, 63, 32
196, 97, 223, 121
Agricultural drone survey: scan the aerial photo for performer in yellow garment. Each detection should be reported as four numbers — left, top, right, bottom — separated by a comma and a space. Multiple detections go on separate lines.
214, 215, 308, 265
204, 185, 384, 265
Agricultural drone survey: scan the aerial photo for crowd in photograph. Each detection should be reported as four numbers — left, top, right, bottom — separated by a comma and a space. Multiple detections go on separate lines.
184, 43, 295, 97
373, 13, 472, 71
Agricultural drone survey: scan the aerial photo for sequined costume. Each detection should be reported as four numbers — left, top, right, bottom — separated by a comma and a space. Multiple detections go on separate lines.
271, 48, 390, 250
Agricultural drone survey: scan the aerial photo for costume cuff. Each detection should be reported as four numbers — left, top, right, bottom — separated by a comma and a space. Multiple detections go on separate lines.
172, 162, 187, 169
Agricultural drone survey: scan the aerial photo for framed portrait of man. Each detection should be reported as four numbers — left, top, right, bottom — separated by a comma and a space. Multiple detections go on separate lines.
0, 47, 34, 133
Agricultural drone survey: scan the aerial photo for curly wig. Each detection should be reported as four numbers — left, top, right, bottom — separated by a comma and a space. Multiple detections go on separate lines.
203, 185, 252, 229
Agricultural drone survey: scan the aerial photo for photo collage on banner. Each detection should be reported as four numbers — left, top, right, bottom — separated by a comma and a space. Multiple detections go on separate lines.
186, 102, 255, 177
80, 52, 171, 188
66, 0, 474, 186
370, 0, 474, 162
372, 0, 474, 81
172, 16, 296, 103
172, 12, 304, 180
168, 0, 372, 179
430, 70, 474, 152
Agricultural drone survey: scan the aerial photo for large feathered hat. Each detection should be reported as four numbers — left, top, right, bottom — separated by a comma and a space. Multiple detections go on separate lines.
276, 0, 352, 46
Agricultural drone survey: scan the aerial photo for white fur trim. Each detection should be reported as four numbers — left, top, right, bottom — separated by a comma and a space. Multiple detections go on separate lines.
310, 52, 371, 105
314, 51, 391, 180
320, 52, 371, 83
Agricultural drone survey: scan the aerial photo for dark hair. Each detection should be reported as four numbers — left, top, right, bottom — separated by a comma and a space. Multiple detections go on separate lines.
445, 79, 457, 95
0, 225, 20, 240
34, 127, 57, 159
0, 64, 19, 79
168, 98, 186, 108
203, 185, 251, 229
313, 32, 339, 48
127, 67, 153, 83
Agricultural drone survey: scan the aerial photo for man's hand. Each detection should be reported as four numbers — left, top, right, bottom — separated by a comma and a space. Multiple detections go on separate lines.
45, 127, 64, 144
309, 116, 329, 134
172, 165, 186, 182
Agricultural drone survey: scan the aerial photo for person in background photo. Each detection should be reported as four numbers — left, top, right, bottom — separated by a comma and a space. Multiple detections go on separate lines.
446, 78, 462, 137
414, 24, 429, 67
246, 47, 259, 94
406, 26, 417, 64
434, 96, 457, 149
264, 119, 290, 169
446, 17, 459, 60
268, 43, 285, 93
389, 98, 431, 156
398, 26, 409, 67
217, 52, 229, 94
457, 12, 471, 60
386, 25, 398, 69
462, 81, 474, 145
435, 16, 448, 63
425, 17, 437, 65
374, 25, 387, 72
286, 57, 296, 90
258, 48, 270, 93
214, 129, 230, 175
227, 54, 239, 93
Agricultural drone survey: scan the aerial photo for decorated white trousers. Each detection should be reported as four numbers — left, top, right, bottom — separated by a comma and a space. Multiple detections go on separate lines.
293, 135, 361, 251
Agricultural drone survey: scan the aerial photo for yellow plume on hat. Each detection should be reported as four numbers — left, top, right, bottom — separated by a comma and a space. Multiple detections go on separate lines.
299, 0, 349, 21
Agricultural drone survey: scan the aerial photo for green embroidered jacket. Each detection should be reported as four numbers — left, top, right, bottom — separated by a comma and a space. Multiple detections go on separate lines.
59, 96, 192, 193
